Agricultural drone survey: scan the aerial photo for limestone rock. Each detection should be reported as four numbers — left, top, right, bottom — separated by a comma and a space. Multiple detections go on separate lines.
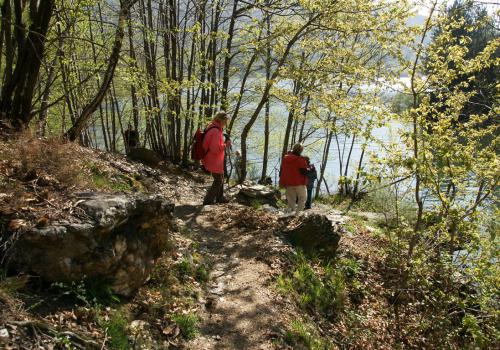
282, 214, 342, 256
8, 192, 174, 296
230, 183, 281, 207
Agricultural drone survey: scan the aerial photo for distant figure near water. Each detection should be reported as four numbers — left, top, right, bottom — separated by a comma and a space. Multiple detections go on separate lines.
304, 157, 317, 209
234, 150, 242, 183
202, 111, 232, 205
124, 123, 139, 152
279, 143, 309, 214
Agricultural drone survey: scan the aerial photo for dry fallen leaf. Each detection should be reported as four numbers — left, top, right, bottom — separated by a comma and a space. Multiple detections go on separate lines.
8, 219, 27, 231
36, 216, 50, 228
162, 323, 180, 338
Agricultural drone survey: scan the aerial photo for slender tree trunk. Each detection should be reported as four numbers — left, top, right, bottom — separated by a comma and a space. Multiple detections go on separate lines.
298, 95, 310, 142
127, 15, 140, 131
343, 133, 356, 195
261, 13, 272, 181
281, 80, 302, 158
65, 0, 137, 141
220, 0, 239, 110
240, 15, 320, 181
37, 34, 62, 136
352, 146, 366, 198
315, 125, 334, 198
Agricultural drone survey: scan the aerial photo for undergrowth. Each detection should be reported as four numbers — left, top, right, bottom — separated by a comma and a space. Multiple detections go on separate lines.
172, 313, 199, 340
276, 251, 365, 320
0, 133, 139, 194
175, 252, 212, 284
0, 133, 87, 188
86, 161, 133, 192
283, 319, 330, 350
98, 310, 130, 350
50, 277, 120, 307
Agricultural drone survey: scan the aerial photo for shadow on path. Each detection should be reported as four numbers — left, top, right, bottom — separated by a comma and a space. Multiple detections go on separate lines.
173, 203, 286, 350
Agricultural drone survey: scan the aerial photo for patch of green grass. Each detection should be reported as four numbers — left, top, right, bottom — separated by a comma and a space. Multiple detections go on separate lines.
176, 258, 194, 278
195, 264, 210, 283
176, 256, 211, 284
277, 253, 346, 318
0, 272, 29, 296
277, 199, 288, 209
86, 161, 132, 192
172, 313, 199, 340
317, 189, 416, 229
0, 174, 7, 186
344, 221, 358, 234
91, 173, 132, 192
53, 334, 74, 349
338, 257, 361, 280
178, 225, 192, 237
338, 257, 366, 305
98, 311, 130, 350
283, 319, 330, 350
278, 252, 369, 323
250, 199, 262, 209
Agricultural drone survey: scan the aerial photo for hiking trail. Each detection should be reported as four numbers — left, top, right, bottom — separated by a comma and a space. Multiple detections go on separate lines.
170, 177, 349, 350
173, 201, 286, 350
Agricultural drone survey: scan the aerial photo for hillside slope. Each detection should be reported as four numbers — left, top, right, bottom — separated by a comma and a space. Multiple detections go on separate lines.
0, 136, 453, 349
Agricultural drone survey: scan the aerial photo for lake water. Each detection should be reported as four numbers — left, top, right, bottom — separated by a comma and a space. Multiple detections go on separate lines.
229, 96, 401, 194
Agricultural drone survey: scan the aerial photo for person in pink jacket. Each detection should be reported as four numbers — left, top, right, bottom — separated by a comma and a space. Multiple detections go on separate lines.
202, 111, 231, 205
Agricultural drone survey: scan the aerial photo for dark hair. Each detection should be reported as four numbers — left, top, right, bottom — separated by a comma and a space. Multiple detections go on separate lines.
292, 143, 304, 155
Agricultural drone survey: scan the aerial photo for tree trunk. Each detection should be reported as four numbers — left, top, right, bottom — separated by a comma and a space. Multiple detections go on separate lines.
315, 126, 334, 199
65, 0, 137, 141
0, 0, 55, 129
261, 12, 272, 181
220, 0, 239, 111
127, 15, 140, 131
352, 146, 366, 198
343, 133, 356, 195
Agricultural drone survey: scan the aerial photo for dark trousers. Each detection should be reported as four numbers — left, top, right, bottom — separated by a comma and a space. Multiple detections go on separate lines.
305, 186, 314, 209
203, 173, 224, 205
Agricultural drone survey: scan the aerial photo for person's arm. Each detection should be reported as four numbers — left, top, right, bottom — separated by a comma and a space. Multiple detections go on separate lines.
279, 164, 285, 188
299, 157, 311, 175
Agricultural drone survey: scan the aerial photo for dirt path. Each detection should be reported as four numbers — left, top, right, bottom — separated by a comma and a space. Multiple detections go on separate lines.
174, 202, 289, 349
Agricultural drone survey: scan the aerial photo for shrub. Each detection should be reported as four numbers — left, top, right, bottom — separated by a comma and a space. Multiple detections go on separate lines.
51, 277, 119, 306
2, 133, 86, 188
278, 253, 346, 318
250, 199, 262, 209
172, 313, 199, 340
195, 264, 210, 283
283, 319, 330, 350
87, 162, 132, 192
98, 311, 130, 350
176, 258, 194, 279
175, 256, 211, 284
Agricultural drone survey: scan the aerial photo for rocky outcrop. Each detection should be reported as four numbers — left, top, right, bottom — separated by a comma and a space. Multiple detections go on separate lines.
229, 182, 281, 207
127, 147, 163, 167
282, 214, 342, 256
8, 193, 174, 296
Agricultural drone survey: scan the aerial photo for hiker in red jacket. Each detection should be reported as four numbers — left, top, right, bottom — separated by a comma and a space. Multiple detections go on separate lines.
202, 111, 231, 205
279, 143, 309, 214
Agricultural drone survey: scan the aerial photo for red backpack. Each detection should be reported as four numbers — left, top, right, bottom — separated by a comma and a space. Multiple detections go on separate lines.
191, 125, 220, 160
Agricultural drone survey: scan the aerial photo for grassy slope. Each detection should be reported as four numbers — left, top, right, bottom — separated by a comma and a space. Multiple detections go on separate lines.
0, 134, 485, 349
